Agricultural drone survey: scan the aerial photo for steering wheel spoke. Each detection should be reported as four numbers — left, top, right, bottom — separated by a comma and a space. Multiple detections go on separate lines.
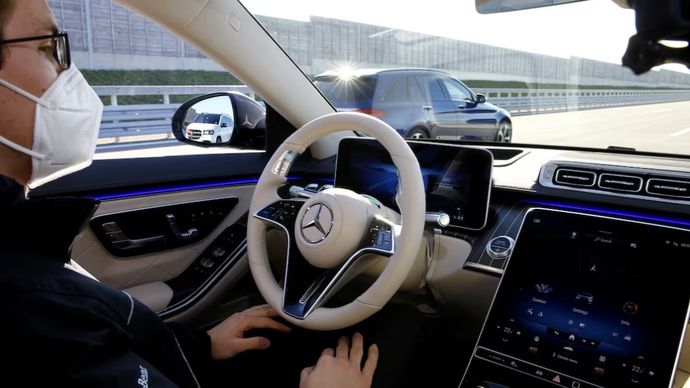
282, 253, 341, 319
282, 214, 398, 319
356, 215, 396, 257
254, 199, 306, 228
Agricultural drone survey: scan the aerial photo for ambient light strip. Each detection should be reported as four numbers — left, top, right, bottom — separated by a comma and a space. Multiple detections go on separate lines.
88, 176, 335, 201
523, 199, 690, 228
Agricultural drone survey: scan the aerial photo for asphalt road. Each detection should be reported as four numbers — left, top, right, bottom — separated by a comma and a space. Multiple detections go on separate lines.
511, 100, 690, 155
95, 100, 690, 159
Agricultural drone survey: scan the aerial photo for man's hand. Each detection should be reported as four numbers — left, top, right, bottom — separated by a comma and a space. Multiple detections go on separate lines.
206, 304, 291, 360
299, 333, 379, 388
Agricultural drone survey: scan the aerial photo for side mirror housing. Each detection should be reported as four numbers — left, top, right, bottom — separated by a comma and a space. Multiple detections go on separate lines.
172, 91, 266, 148
476, 93, 487, 104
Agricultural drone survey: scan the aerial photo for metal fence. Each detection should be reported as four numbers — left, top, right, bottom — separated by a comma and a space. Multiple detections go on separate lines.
94, 85, 690, 141
481, 88, 690, 114
96, 85, 253, 141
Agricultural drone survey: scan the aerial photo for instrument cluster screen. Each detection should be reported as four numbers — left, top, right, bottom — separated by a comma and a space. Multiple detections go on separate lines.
462, 208, 690, 388
335, 138, 493, 230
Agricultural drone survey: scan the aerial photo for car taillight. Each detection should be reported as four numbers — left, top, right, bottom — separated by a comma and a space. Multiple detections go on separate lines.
355, 109, 384, 119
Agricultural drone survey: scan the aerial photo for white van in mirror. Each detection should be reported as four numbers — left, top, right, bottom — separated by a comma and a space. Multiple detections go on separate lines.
185, 112, 234, 144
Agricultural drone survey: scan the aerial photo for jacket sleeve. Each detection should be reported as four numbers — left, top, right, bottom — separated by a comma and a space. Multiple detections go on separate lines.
4, 290, 185, 387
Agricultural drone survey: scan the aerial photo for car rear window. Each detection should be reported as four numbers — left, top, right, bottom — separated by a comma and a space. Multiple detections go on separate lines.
313, 76, 377, 106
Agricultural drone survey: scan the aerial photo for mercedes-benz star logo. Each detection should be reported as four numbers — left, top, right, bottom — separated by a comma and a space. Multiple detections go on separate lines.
300, 203, 334, 243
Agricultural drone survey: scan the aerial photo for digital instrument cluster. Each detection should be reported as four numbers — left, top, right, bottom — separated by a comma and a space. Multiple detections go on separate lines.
335, 138, 493, 230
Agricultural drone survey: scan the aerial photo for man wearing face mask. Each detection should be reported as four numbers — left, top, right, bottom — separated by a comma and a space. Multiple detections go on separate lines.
0, 1, 383, 387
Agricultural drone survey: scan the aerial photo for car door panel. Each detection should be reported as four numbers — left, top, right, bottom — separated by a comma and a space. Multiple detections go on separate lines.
464, 117, 499, 140
439, 77, 477, 139
28, 151, 274, 322
90, 197, 239, 257
72, 185, 254, 288
425, 77, 459, 138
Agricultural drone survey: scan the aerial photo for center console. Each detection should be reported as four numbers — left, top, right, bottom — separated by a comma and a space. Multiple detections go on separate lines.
461, 208, 690, 388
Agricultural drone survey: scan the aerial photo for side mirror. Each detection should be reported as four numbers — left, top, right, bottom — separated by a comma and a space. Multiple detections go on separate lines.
172, 91, 266, 148
476, 93, 487, 104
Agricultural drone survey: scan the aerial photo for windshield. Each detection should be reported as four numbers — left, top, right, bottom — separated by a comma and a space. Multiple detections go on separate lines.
194, 113, 221, 124
242, 0, 690, 156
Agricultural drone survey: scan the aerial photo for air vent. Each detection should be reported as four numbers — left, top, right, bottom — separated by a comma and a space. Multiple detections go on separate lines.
598, 173, 642, 193
540, 162, 690, 205
554, 168, 596, 187
646, 178, 690, 199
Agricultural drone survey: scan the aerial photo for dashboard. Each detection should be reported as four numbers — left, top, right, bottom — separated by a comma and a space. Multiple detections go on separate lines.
331, 138, 690, 388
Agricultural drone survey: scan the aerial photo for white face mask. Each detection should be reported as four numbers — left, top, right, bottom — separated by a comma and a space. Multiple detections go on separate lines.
0, 65, 103, 188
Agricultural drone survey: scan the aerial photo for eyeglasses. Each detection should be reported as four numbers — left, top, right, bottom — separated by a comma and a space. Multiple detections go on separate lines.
0, 32, 70, 70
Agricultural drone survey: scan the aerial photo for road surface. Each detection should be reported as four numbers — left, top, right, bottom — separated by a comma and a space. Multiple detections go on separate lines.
512, 100, 690, 155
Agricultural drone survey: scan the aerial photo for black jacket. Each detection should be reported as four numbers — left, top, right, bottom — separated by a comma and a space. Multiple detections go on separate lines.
0, 176, 213, 387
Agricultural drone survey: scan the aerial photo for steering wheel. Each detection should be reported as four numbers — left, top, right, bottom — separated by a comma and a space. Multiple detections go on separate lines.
247, 112, 425, 330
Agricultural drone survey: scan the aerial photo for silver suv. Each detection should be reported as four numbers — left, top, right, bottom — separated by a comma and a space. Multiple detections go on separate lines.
314, 68, 513, 142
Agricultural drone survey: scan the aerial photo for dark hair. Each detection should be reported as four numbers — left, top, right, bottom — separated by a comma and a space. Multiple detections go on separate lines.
0, 0, 17, 68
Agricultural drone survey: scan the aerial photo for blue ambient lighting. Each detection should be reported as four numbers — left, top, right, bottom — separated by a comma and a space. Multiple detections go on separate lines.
523, 199, 690, 228
88, 176, 335, 201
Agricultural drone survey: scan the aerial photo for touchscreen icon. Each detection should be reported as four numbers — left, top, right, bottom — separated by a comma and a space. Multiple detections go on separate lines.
535, 283, 553, 294
575, 292, 594, 305
623, 301, 639, 315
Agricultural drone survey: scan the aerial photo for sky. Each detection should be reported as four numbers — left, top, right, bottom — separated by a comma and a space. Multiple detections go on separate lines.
241, 0, 687, 73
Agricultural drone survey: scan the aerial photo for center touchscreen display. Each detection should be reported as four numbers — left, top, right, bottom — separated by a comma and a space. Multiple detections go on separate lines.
335, 138, 493, 230
462, 208, 690, 388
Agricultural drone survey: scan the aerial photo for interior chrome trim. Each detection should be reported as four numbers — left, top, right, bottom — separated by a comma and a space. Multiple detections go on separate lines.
485, 235, 515, 260
554, 168, 597, 187
597, 172, 643, 193
463, 261, 504, 275
646, 177, 690, 199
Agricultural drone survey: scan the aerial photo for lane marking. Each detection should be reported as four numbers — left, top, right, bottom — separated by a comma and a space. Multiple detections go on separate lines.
670, 128, 690, 137
651, 108, 672, 113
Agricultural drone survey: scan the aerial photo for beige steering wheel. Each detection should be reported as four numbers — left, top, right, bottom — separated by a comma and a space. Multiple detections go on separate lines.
247, 112, 425, 330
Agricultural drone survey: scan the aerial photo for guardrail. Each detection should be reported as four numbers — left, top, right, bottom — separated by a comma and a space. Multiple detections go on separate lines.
480, 88, 690, 114
95, 85, 254, 141
94, 85, 690, 142
95, 85, 254, 105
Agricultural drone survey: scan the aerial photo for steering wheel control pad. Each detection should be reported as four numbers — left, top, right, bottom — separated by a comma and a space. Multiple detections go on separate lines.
294, 188, 375, 269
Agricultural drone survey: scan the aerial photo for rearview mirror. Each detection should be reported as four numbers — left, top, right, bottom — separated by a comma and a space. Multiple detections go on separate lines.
476, 93, 487, 104
475, 0, 585, 14
172, 92, 266, 148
